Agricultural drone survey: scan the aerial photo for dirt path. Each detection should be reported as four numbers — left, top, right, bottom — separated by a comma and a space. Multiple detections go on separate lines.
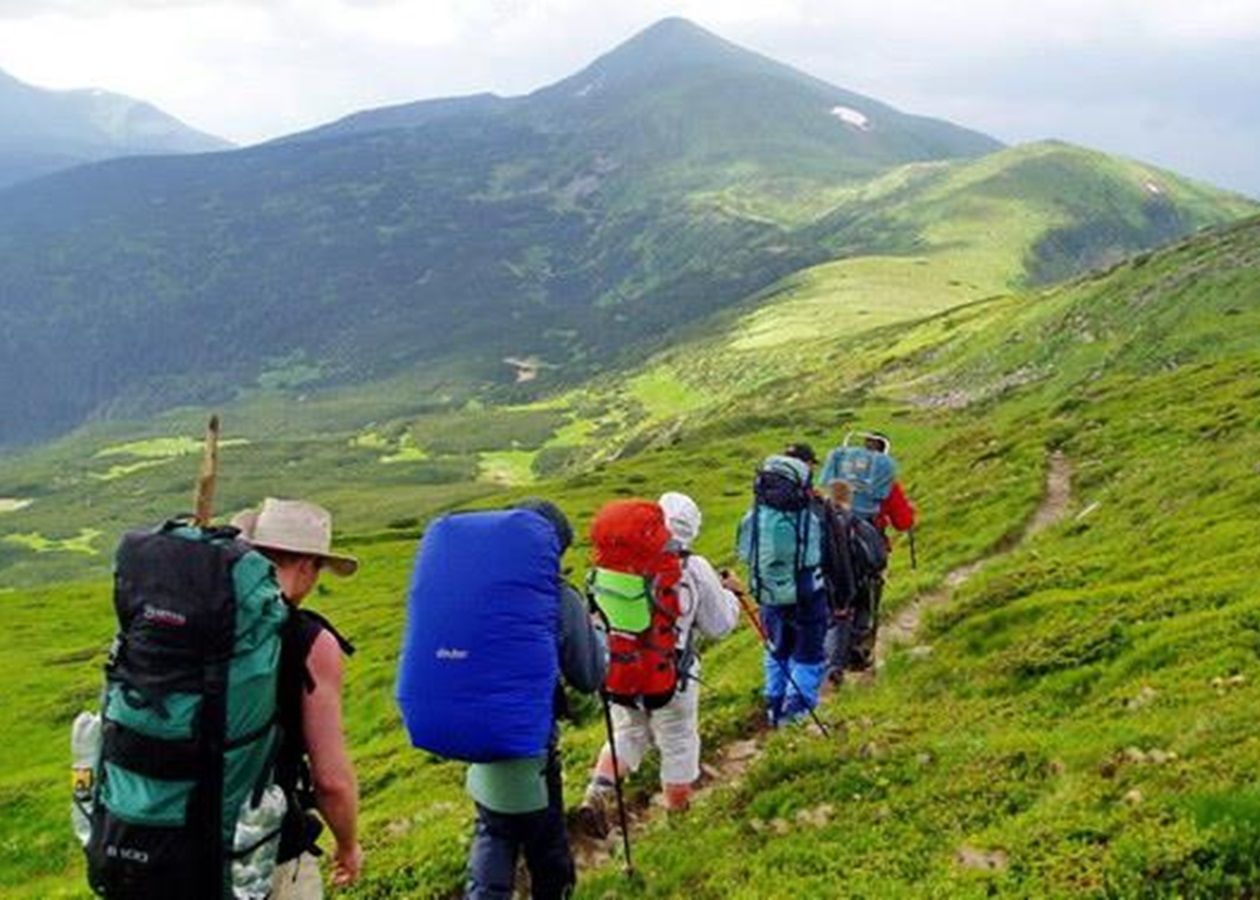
877, 450, 1071, 658
573, 452, 1072, 874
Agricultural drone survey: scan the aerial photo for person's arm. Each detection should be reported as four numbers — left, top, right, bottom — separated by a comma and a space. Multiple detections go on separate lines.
687, 555, 740, 639
302, 630, 362, 886
559, 584, 607, 694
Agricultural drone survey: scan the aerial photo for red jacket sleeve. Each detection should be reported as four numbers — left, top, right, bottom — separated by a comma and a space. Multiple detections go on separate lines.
876, 482, 916, 532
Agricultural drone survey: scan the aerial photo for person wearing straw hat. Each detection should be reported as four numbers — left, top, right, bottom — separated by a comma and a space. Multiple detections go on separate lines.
232, 498, 361, 899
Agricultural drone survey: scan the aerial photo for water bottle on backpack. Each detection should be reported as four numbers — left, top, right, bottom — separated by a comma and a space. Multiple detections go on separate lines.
70, 711, 102, 847
229, 785, 287, 899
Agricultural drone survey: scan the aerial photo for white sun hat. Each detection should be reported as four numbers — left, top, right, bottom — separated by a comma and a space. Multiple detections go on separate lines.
659, 491, 702, 551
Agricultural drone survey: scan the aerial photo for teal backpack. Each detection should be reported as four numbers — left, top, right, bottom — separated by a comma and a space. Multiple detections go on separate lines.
739, 456, 825, 606
82, 522, 289, 899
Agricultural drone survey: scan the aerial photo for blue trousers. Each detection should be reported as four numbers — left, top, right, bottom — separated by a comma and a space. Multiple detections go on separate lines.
760, 587, 828, 724
466, 747, 574, 900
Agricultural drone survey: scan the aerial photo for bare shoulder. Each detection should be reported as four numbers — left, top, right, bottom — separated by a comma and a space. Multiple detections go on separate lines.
307, 628, 345, 685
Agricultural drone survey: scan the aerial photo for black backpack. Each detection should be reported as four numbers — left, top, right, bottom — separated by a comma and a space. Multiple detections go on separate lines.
85, 522, 288, 899
823, 505, 888, 613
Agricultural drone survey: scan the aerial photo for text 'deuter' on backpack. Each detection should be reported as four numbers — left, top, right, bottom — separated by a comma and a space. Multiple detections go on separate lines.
587, 499, 684, 710
397, 509, 562, 763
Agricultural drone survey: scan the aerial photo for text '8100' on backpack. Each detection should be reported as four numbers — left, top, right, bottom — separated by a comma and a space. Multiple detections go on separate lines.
397, 509, 562, 763
588, 499, 683, 710
743, 455, 824, 606
87, 522, 288, 900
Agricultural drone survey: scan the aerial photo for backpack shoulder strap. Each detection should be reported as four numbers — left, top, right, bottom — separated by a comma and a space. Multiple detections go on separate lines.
294, 608, 355, 657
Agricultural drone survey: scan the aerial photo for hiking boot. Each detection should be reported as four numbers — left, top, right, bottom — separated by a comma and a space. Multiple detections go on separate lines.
847, 649, 874, 672
576, 791, 610, 839
765, 695, 786, 729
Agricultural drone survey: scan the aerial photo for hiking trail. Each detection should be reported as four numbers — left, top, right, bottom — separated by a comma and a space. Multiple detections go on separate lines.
572, 451, 1072, 875
877, 449, 1071, 659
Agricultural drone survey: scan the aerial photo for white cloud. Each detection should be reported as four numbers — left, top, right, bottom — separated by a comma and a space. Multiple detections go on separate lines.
0, 1, 1255, 194
1144, 0, 1260, 40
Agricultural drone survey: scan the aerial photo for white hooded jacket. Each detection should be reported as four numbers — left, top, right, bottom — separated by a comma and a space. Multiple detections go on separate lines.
660, 492, 740, 671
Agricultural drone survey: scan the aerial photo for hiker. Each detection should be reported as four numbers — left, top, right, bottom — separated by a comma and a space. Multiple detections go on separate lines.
578, 492, 741, 833
737, 454, 832, 726
819, 430, 916, 537
396, 500, 606, 900
232, 498, 363, 898
780, 443, 862, 687
821, 488, 887, 681
783, 441, 820, 472
82, 514, 293, 899
818, 431, 917, 671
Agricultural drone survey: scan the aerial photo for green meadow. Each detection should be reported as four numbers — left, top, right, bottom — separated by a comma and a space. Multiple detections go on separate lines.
3, 213, 1258, 896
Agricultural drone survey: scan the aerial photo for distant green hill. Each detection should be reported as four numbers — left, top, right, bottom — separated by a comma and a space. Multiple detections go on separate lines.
0, 145, 1252, 587
0, 66, 231, 188
0, 18, 1011, 447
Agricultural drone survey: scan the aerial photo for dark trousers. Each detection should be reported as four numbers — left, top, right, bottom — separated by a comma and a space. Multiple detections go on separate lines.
826, 576, 883, 674
466, 748, 574, 900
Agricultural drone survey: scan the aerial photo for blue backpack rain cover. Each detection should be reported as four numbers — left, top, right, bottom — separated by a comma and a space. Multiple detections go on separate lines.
822, 446, 896, 519
397, 509, 561, 762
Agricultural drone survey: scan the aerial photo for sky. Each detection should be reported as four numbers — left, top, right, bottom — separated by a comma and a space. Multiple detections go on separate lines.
0, 0, 1257, 197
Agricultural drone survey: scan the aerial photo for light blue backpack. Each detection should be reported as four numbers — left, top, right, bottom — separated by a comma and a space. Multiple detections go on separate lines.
819, 443, 896, 519
738, 455, 825, 606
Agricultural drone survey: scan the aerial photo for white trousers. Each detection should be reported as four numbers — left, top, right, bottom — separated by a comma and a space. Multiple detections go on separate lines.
604, 682, 702, 785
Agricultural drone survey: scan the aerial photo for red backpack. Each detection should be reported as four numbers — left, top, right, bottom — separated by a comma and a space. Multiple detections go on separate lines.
587, 500, 683, 709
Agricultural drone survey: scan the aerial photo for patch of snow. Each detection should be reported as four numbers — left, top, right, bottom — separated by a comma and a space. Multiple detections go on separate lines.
829, 106, 872, 131
1144, 180, 1163, 195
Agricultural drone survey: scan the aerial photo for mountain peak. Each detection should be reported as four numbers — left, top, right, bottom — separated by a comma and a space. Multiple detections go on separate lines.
568, 16, 755, 85
626, 16, 730, 49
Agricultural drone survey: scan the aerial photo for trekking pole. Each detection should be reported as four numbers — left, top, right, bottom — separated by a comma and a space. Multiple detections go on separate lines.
193, 414, 220, 527
599, 690, 635, 879
908, 528, 918, 570
728, 578, 829, 737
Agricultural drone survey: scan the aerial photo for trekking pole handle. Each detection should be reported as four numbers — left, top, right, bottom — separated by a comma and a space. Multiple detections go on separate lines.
728, 580, 768, 645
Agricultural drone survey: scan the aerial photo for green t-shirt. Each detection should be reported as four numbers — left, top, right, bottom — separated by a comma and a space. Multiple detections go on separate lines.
466, 755, 549, 814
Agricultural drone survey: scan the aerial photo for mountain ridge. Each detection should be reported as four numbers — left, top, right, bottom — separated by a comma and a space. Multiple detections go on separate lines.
0, 65, 232, 188
0, 19, 1250, 450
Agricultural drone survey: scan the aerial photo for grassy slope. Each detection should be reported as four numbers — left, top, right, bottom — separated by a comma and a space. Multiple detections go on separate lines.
575, 216, 1260, 898
8, 216, 1259, 895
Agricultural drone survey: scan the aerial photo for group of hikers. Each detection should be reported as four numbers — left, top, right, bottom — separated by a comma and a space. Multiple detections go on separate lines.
72, 428, 914, 899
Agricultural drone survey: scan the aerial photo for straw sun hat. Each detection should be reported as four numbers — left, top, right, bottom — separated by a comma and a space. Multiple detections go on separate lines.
231, 497, 358, 576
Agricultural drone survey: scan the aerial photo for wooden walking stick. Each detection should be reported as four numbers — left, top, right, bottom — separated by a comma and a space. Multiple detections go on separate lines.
192, 415, 220, 527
